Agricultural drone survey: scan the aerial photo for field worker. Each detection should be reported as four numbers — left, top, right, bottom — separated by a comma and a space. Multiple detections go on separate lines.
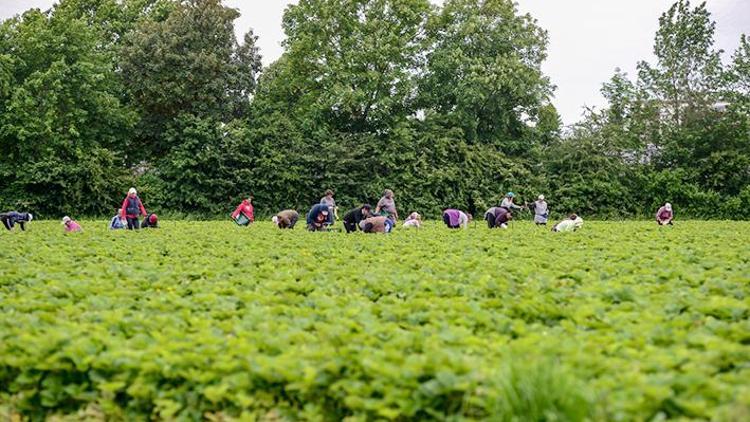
529, 195, 549, 225
484, 207, 499, 228
120, 188, 148, 230
489, 206, 512, 229
359, 215, 394, 233
141, 213, 159, 229
109, 210, 125, 230
402, 212, 422, 229
62, 216, 83, 233
656, 202, 674, 226
500, 192, 524, 211
320, 189, 338, 224
443, 209, 471, 229
342, 204, 372, 233
552, 214, 584, 232
231, 195, 254, 226
1, 211, 33, 231
273, 209, 299, 229
307, 203, 331, 231
375, 189, 399, 221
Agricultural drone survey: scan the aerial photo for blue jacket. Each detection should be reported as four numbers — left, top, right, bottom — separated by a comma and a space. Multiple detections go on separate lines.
306, 204, 330, 225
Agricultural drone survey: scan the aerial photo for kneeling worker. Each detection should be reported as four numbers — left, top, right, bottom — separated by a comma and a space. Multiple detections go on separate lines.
552, 214, 584, 232
343, 204, 372, 233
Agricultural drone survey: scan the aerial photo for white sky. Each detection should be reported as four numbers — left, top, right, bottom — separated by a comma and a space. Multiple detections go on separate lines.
1, 0, 748, 125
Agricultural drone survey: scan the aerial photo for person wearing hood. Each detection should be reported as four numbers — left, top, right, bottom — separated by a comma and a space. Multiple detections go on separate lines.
500, 192, 524, 211
1, 211, 33, 231
62, 216, 83, 233
306, 203, 331, 231
529, 195, 549, 225
273, 209, 299, 229
343, 204, 372, 233
552, 214, 584, 232
442, 209, 471, 229
141, 213, 159, 229
121, 188, 148, 230
359, 215, 394, 233
231, 196, 254, 226
656, 203, 674, 226
488, 206, 512, 229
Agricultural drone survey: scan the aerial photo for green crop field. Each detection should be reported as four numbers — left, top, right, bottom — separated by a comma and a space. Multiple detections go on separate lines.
1, 221, 749, 421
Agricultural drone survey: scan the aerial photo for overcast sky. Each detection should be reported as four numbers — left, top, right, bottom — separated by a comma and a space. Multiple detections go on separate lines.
1, 0, 748, 124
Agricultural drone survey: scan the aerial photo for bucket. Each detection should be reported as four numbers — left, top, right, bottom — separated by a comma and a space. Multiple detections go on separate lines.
234, 213, 251, 226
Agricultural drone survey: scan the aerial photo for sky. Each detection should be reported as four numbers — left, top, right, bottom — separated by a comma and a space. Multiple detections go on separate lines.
1, 0, 748, 125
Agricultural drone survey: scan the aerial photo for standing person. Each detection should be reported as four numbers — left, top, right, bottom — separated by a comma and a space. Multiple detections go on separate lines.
320, 189, 338, 224
120, 188, 147, 230
529, 195, 549, 225
656, 203, 674, 226
306, 204, 331, 231
442, 209, 471, 229
141, 213, 159, 229
375, 189, 399, 221
231, 196, 254, 226
402, 212, 422, 229
342, 204, 372, 233
109, 210, 125, 230
500, 192, 524, 211
359, 215, 394, 233
489, 206, 512, 229
272, 209, 299, 229
62, 216, 83, 233
552, 214, 584, 232
1, 211, 33, 231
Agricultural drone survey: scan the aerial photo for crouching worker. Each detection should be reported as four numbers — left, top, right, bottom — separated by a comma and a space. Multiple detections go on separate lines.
443, 209, 471, 229
656, 203, 673, 226
109, 211, 125, 230
142, 213, 159, 228
231, 196, 254, 226
1, 211, 33, 231
402, 212, 422, 229
273, 209, 299, 229
307, 204, 331, 231
552, 214, 584, 232
489, 206, 512, 229
484, 207, 500, 228
359, 216, 394, 233
343, 204, 372, 233
62, 216, 83, 233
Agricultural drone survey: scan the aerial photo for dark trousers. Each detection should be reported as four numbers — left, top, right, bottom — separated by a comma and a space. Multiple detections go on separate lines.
343, 220, 357, 233
126, 217, 141, 230
1, 216, 11, 231
485, 213, 495, 229
443, 214, 459, 229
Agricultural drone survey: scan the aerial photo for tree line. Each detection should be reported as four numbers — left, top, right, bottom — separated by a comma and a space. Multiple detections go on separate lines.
0, 0, 747, 219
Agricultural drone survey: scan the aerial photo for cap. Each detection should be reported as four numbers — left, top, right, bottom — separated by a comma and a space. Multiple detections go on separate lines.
27, 213, 33, 222
149, 214, 158, 224
62, 216, 71, 225
128, 187, 137, 195
506, 192, 515, 197
538, 195, 545, 201
665, 203, 672, 211
272, 216, 279, 224
321, 210, 329, 215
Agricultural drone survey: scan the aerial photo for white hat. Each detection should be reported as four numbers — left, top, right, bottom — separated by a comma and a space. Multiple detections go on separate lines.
62, 216, 71, 225
321, 210, 329, 215
271, 216, 279, 225
538, 195, 545, 201
128, 187, 137, 195
27, 213, 33, 222
665, 203, 672, 211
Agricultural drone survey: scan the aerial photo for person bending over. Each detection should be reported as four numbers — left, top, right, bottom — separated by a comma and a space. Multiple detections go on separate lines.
552, 214, 584, 232
443, 209, 471, 229
307, 204, 331, 231
489, 207, 512, 229
656, 203, 674, 226
402, 212, 422, 229
62, 216, 83, 233
142, 213, 159, 229
273, 209, 299, 229
343, 204, 372, 233
359, 216, 394, 233
1, 211, 33, 231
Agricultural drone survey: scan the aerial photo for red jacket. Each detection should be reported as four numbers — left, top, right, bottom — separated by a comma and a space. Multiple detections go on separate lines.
121, 195, 147, 219
231, 200, 254, 222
